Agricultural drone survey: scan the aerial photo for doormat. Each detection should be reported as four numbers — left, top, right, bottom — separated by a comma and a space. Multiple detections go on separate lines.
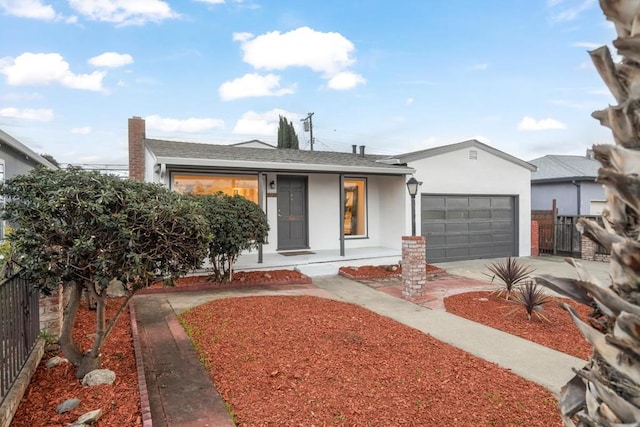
280, 251, 315, 256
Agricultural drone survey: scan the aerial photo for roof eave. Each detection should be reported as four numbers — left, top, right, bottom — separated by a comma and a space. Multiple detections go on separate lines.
156, 156, 415, 175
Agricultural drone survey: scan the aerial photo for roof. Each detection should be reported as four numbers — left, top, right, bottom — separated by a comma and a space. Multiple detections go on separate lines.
145, 138, 414, 175
387, 139, 536, 171
529, 154, 600, 182
0, 129, 58, 169
230, 139, 276, 149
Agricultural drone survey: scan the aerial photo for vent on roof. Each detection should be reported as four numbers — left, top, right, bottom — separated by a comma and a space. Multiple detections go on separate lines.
469, 150, 478, 160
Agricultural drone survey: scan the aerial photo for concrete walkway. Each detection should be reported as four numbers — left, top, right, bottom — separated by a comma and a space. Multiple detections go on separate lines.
132, 255, 606, 425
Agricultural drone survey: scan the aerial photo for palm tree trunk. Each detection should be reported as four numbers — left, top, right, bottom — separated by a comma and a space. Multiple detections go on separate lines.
535, 1, 640, 425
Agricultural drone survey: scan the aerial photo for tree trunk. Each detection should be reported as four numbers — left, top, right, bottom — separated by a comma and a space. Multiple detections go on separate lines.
58, 281, 84, 368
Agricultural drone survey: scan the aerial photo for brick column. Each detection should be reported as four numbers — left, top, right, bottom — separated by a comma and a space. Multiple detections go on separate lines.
128, 116, 146, 181
530, 221, 539, 257
581, 234, 597, 261
39, 287, 62, 338
402, 236, 426, 300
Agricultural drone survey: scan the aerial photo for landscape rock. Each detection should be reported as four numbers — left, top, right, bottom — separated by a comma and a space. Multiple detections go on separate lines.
106, 278, 127, 297
82, 369, 116, 386
56, 398, 80, 414
45, 356, 69, 369
76, 408, 102, 424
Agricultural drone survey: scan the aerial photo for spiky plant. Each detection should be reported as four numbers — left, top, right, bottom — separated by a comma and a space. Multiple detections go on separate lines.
507, 281, 551, 322
485, 257, 534, 300
534, 1, 640, 424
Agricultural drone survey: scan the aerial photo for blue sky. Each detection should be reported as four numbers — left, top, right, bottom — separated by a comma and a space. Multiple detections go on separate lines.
0, 0, 617, 165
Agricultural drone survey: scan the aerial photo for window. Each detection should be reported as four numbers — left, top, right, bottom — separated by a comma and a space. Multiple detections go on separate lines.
343, 178, 366, 236
172, 174, 258, 202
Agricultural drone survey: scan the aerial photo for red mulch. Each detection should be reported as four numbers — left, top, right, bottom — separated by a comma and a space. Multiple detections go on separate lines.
181, 295, 563, 426
144, 269, 311, 292
11, 297, 141, 427
12, 267, 593, 425
339, 264, 445, 279
444, 291, 594, 360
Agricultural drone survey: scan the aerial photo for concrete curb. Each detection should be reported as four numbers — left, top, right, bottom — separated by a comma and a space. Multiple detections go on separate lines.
129, 302, 153, 427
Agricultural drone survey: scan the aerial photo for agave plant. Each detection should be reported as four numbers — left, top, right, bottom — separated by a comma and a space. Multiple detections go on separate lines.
534, 1, 640, 424
485, 257, 534, 300
506, 281, 551, 322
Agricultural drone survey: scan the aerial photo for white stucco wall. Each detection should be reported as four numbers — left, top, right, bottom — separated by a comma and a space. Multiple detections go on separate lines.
407, 147, 532, 257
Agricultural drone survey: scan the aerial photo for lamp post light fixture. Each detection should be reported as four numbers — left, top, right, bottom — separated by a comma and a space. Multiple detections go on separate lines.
406, 177, 422, 236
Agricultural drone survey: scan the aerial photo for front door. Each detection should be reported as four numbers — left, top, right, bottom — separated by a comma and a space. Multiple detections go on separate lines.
277, 176, 308, 250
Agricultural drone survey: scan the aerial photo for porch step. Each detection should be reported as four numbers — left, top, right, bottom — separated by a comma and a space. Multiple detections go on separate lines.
295, 263, 339, 277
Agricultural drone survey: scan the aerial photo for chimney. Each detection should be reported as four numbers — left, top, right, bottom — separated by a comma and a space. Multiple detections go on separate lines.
352, 144, 357, 154
359, 145, 365, 157
128, 116, 146, 181
586, 148, 594, 160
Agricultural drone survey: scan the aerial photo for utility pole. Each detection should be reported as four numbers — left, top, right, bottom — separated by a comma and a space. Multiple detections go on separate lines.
301, 112, 314, 151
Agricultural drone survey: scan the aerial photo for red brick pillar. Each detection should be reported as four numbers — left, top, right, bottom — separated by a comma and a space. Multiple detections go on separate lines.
402, 236, 426, 300
581, 234, 596, 261
39, 287, 62, 338
530, 221, 539, 257
128, 116, 146, 181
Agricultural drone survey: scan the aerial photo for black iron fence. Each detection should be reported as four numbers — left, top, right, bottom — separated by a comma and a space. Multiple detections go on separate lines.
0, 269, 39, 406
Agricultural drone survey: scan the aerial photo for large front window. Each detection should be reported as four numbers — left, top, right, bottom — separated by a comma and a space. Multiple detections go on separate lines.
172, 174, 258, 203
343, 178, 366, 236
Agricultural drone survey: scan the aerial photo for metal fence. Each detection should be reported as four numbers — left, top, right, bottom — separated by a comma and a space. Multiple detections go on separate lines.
0, 269, 39, 406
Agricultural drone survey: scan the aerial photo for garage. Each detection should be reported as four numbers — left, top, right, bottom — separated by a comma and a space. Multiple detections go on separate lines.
421, 194, 516, 262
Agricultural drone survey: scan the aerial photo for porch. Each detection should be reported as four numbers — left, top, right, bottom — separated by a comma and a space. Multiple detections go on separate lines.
233, 246, 402, 277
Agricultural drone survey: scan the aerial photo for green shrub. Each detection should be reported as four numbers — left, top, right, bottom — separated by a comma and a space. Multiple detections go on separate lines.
193, 193, 269, 282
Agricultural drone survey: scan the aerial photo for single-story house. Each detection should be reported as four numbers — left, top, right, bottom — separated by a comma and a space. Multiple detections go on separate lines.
128, 117, 534, 264
530, 150, 604, 216
0, 129, 58, 239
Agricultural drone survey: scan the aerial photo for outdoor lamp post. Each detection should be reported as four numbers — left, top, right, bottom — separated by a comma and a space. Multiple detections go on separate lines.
406, 177, 421, 236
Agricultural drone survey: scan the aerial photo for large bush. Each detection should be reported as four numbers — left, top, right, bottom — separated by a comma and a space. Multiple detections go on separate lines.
194, 193, 269, 281
1, 167, 211, 377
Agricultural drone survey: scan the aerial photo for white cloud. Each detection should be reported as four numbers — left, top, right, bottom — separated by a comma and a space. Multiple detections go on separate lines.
71, 126, 92, 134
67, 0, 178, 25
0, 92, 42, 101
219, 73, 296, 101
0, 53, 106, 91
0, 107, 53, 121
233, 32, 254, 42
517, 116, 567, 131
237, 26, 356, 76
0, 0, 56, 20
572, 42, 601, 49
88, 52, 134, 68
327, 71, 365, 90
195, 0, 225, 4
469, 63, 488, 71
406, 97, 414, 105
233, 109, 298, 135
145, 115, 224, 132
548, 0, 595, 23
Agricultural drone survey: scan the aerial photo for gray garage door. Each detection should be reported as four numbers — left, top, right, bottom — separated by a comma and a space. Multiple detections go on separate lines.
421, 195, 516, 263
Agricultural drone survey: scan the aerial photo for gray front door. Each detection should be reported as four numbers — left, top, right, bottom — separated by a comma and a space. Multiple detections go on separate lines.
277, 176, 308, 250
421, 195, 516, 262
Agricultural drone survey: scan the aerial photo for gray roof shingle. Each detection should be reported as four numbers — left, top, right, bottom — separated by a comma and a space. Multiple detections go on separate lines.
145, 138, 413, 174
530, 155, 600, 181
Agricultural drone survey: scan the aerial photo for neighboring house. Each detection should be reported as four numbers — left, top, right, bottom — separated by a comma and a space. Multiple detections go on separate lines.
128, 117, 534, 263
0, 129, 58, 238
530, 150, 603, 216
386, 140, 535, 262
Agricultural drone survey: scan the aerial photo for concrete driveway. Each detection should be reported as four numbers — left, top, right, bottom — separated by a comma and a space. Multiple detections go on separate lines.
433, 255, 611, 285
